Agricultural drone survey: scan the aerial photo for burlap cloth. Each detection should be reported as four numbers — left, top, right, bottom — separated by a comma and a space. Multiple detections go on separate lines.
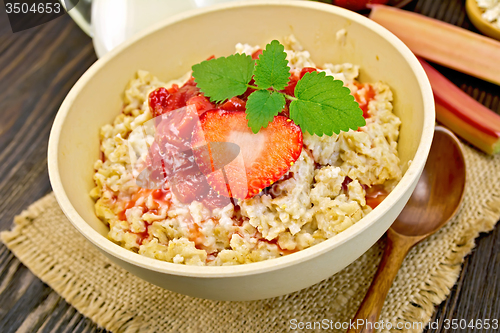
1, 143, 500, 333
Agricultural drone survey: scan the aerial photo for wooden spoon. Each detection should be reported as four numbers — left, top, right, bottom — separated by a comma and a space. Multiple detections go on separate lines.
347, 126, 466, 333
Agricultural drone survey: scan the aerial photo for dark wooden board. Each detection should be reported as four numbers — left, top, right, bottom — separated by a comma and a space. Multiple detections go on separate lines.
0, 1, 498, 332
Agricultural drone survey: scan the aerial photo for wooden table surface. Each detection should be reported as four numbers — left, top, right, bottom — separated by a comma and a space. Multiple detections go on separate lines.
0, 1, 499, 332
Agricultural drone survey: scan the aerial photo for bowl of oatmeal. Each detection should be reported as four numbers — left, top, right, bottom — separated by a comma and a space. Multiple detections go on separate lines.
48, 0, 434, 300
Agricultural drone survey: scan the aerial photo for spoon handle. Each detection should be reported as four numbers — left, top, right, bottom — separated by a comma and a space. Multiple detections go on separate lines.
346, 229, 416, 333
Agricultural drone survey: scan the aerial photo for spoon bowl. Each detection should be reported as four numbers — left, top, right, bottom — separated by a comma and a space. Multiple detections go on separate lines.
347, 126, 466, 333
392, 126, 466, 237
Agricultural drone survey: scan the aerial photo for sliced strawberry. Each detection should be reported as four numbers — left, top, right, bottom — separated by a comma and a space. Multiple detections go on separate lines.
191, 110, 303, 200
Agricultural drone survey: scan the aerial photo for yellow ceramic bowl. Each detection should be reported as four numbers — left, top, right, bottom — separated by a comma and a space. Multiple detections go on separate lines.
48, 1, 435, 301
466, 0, 500, 41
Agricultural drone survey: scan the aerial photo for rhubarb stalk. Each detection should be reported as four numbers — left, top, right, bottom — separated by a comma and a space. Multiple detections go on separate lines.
369, 5, 500, 86
419, 58, 500, 155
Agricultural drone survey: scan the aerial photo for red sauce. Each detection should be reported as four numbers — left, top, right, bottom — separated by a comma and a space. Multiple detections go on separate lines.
353, 82, 376, 119
116, 188, 171, 245
135, 227, 150, 245
118, 189, 171, 220
260, 237, 299, 255
249, 229, 298, 256
251, 49, 263, 60
277, 67, 319, 118
202, 188, 234, 210
341, 176, 353, 193
206, 252, 219, 262
344, 178, 390, 210
190, 220, 224, 254
283, 67, 318, 97
188, 223, 205, 247
99, 149, 106, 163
149, 78, 207, 117
151, 189, 170, 206
117, 199, 139, 221
119, 188, 217, 250
219, 97, 246, 111
240, 78, 257, 100
186, 95, 215, 116
365, 184, 389, 209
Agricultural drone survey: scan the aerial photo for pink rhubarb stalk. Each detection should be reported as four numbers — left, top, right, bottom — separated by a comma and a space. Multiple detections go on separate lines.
369, 5, 500, 86
419, 58, 500, 154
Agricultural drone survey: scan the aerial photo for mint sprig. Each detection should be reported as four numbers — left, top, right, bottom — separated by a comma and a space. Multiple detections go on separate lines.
192, 53, 254, 103
191, 40, 366, 135
290, 71, 366, 136
246, 90, 286, 133
253, 40, 290, 91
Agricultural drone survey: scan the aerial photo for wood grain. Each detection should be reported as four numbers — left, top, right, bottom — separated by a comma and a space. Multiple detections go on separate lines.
0, 1, 498, 332
348, 230, 417, 333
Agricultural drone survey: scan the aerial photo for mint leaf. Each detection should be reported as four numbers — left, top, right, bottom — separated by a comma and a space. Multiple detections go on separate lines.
290, 71, 365, 136
246, 90, 285, 133
192, 40, 365, 137
192, 53, 254, 103
253, 40, 290, 91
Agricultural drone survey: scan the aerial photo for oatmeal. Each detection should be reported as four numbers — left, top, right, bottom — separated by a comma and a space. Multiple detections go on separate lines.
91, 36, 402, 266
